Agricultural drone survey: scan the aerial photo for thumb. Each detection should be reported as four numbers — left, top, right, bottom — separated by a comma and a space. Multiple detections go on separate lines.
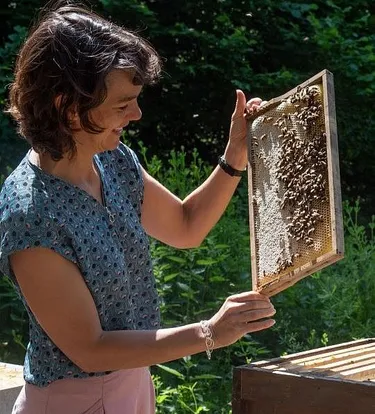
233, 89, 247, 117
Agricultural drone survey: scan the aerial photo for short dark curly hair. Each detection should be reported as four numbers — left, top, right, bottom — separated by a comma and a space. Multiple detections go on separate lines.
6, 1, 162, 160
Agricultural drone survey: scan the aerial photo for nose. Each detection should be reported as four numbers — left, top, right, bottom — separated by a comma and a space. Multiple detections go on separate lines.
129, 101, 142, 122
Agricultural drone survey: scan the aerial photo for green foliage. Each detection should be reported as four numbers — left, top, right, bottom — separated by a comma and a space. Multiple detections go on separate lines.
1, 0, 374, 215
0, 276, 28, 364
0, 0, 374, 215
269, 200, 375, 356
304, 2, 375, 219
138, 144, 250, 325
315, 201, 375, 341
139, 144, 212, 200
0, 24, 29, 175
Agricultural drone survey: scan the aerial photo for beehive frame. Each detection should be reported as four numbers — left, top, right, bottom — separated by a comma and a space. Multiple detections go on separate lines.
250, 338, 375, 382
247, 69, 344, 297
233, 339, 375, 414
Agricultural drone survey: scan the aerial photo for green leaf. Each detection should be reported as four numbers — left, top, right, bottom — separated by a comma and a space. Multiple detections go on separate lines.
214, 244, 230, 249
156, 364, 185, 380
208, 275, 226, 282
167, 256, 187, 264
192, 374, 222, 380
163, 273, 179, 282
176, 282, 190, 292
196, 258, 218, 265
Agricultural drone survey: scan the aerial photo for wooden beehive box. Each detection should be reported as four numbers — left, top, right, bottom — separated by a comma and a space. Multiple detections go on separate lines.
246, 69, 344, 296
232, 339, 375, 414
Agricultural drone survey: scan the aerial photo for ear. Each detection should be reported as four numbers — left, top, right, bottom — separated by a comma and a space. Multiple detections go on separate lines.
54, 95, 79, 123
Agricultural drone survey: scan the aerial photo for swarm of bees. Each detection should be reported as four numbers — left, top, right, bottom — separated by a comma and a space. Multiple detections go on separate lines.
250, 85, 328, 275
275, 85, 327, 249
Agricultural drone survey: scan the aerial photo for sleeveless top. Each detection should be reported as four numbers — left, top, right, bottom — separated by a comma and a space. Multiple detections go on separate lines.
0, 142, 160, 387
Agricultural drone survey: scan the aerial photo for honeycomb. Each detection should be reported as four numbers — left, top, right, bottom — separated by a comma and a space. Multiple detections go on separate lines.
247, 81, 339, 294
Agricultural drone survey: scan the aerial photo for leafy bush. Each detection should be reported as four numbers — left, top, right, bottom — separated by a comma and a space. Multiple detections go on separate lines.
267, 200, 375, 358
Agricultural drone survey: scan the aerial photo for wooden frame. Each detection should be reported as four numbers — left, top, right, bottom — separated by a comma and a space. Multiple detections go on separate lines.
247, 69, 344, 297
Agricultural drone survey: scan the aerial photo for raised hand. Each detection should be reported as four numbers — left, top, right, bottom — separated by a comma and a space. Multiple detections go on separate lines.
224, 90, 263, 170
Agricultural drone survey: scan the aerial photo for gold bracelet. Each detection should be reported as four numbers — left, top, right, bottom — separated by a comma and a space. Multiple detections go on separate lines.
200, 320, 215, 360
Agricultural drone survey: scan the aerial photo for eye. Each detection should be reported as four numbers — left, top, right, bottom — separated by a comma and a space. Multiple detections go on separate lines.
117, 105, 128, 111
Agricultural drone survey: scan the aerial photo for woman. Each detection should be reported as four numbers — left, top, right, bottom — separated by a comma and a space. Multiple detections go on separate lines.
0, 1, 275, 413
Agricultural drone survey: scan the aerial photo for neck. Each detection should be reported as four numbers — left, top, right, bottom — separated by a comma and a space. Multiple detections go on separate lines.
29, 147, 99, 188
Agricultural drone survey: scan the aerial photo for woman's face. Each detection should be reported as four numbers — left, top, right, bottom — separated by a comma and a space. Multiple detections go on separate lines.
72, 69, 143, 154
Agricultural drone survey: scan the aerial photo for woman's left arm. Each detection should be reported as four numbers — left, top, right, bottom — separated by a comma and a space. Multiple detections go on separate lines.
141, 90, 263, 248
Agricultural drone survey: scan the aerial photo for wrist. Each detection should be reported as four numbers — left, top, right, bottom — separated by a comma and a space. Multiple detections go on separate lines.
223, 143, 247, 171
199, 320, 215, 359
218, 156, 245, 177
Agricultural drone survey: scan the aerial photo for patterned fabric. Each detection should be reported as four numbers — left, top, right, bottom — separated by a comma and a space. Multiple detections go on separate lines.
0, 143, 160, 387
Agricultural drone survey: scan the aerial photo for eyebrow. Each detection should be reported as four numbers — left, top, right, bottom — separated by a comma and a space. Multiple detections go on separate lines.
115, 95, 139, 104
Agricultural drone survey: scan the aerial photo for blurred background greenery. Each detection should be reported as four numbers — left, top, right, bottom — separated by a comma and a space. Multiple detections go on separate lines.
0, 1, 374, 412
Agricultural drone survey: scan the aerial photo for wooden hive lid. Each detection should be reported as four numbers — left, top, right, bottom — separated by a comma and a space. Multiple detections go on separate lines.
246, 338, 375, 383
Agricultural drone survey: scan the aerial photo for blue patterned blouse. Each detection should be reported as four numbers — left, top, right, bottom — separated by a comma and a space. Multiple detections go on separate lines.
0, 142, 160, 387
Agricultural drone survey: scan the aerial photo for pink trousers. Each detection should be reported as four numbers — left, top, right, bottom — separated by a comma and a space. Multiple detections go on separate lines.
12, 368, 155, 414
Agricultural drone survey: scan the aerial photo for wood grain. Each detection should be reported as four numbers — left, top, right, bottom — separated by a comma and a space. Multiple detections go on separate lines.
232, 339, 375, 414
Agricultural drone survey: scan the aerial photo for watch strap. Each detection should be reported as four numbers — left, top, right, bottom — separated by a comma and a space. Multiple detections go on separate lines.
218, 155, 246, 177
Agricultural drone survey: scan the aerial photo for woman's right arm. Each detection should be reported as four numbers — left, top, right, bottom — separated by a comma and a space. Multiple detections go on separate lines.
10, 247, 275, 373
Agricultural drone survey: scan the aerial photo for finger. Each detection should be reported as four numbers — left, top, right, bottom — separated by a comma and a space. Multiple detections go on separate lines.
246, 97, 262, 108
228, 291, 270, 303
244, 319, 276, 333
233, 89, 247, 117
225, 301, 275, 319
227, 300, 274, 314
260, 100, 268, 107
237, 307, 276, 323
246, 97, 262, 112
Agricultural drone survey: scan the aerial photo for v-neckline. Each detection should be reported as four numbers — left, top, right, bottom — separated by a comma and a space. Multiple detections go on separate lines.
26, 150, 109, 209
93, 155, 108, 208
